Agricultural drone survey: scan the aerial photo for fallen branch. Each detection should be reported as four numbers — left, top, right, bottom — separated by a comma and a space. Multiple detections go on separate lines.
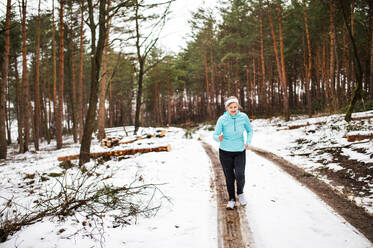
57, 145, 171, 161
0, 163, 168, 243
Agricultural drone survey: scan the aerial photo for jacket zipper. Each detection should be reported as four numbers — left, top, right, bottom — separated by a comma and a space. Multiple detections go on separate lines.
234, 119, 236, 132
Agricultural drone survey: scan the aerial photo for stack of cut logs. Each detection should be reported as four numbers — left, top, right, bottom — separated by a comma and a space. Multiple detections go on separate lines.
101, 137, 121, 148
57, 145, 171, 161
57, 129, 170, 161
101, 129, 167, 148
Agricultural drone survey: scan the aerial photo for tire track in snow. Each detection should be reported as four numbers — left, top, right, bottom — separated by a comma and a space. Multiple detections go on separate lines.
202, 142, 253, 248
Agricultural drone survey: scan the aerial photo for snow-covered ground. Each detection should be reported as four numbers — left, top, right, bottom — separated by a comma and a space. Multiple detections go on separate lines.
0, 127, 217, 247
200, 133, 372, 248
249, 110, 373, 215
198, 116, 373, 248
1, 110, 373, 247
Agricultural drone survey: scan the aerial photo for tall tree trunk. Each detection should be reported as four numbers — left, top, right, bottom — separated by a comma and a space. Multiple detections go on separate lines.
259, 0, 266, 114
70, 45, 78, 143
33, 0, 41, 150
267, 0, 289, 121
370, 1, 373, 99
210, 45, 216, 113
234, 58, 239, 97
167, 73, 171, 125
132, 0, 163, 133
337, 0, 363, 121
78, 0, 85, 142
6, 80, 11, 145
134, 1, 143, 134
252, 58, 257, 111
51, 0, 58, 142
21, 0, 31, 152
0, 0, 12, 159
97, 0, 111, 141
349, 0, 355, 98
245, 64, 250, 110
203, 48, 211, 119
0, 0, 11, 158
14, 57, 24, 153
56, 0, 65, 149
303, 0, 313, 117
321, 41, 327, 102
41, 63, 51, 144
108, 82, 114, 127
68, 1, 78, 143
96, 38, 109, 141
79, 0, 107, 164
277, 3, 289, 121
134, 61, 144, 133
329, 0, 337, 111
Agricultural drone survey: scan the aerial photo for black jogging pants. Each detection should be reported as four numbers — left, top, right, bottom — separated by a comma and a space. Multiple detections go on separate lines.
218, 148, 246, 201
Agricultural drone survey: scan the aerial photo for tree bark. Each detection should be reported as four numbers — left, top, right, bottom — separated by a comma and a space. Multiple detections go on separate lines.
79, 0, 108, 164
210, 45, 216, 113
370, 1, 373, 99
259, 0, 266, 114
0, 0, 11, 158
302, 0, 313, 117
14, 57, 24, 153
134, 1, 143, 134
56, 0, 65, 149
68, 1, 78, 143
337, 0, 364, 121
21, 0, 31, 152
167, 72, 171, 125
203, 48, 211, 119
33, 0, 42, 150
70, 41, 78, 143
78, 0, 85, 142
97, 0, 111, 141
108, 82, 114, 127
277, 3, 289, 121
51, 0, 58, 142
329, 0, 337, 111
6, 80, 11, 145
267, 0, 289, 121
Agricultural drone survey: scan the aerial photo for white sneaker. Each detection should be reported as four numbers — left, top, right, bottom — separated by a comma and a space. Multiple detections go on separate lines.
238, 193, 247, 206
226, 200, 236, 210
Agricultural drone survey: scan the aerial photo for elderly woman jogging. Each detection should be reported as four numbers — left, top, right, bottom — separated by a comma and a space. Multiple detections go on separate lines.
213, 96, 253, 209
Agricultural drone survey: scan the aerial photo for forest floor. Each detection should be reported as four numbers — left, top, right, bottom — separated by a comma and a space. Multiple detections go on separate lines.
0, 110, 372, 247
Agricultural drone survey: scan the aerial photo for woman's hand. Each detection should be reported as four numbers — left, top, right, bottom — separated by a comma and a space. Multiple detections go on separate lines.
219, 134, 223, 142
245, 144, 250, 150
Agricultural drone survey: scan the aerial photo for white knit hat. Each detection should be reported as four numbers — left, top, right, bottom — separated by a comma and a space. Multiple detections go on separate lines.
224, 96, 239, 108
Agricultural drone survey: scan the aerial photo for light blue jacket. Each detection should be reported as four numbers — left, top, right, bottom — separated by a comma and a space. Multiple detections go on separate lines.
213, 111, 253, 152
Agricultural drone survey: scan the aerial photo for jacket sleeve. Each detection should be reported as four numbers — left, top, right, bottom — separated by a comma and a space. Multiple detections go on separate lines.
213, 117, 223, 142
244, 115, 253, 145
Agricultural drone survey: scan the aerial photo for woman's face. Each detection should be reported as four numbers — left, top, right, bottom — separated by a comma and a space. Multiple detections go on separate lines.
227, 102, 238, 116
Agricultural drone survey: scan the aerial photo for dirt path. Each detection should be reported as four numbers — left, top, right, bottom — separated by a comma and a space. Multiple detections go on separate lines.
250, 146, 373, 244
201, 142, 253, 248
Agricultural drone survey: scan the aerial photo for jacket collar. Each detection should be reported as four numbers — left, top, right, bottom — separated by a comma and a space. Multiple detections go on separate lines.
224, 110, 240, 119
